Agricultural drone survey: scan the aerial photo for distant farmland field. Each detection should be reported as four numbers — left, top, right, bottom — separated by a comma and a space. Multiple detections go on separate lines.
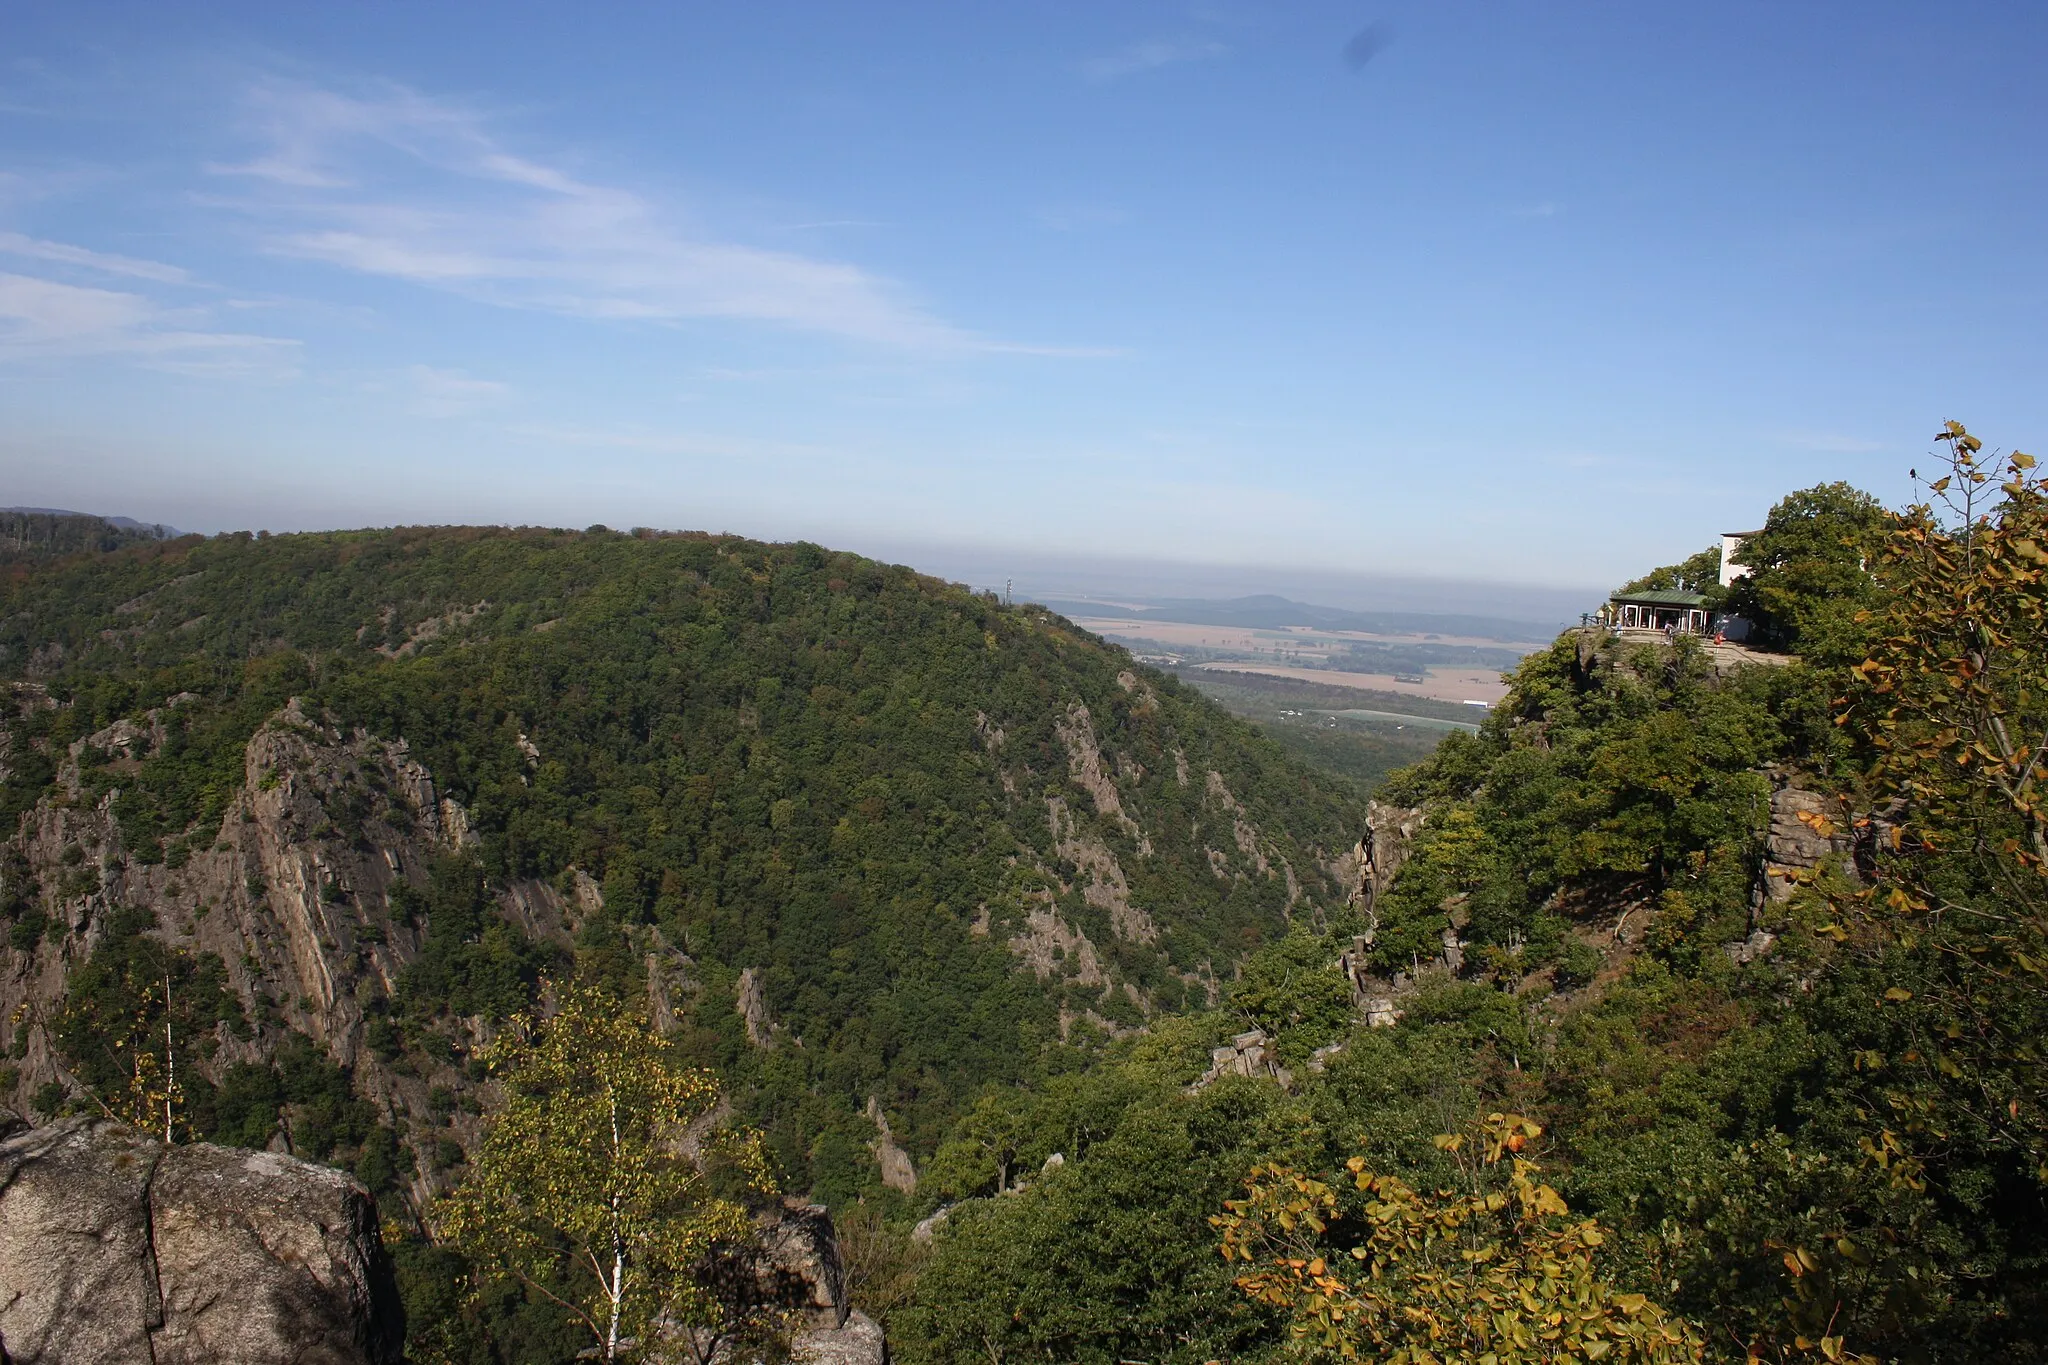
1193, 661, 1509, 705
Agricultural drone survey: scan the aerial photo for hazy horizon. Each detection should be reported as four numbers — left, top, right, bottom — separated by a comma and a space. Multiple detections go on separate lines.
2, 498, 1602, 633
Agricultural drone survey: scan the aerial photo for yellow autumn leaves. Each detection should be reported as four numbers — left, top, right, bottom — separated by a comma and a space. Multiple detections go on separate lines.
1213, 1114, 1702, 1364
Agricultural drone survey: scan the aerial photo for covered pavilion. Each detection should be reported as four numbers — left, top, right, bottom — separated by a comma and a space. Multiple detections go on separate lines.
1604, 588, 1712, 635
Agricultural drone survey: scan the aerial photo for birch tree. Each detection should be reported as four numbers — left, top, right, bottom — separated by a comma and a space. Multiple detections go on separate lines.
442, 984, 771, 1362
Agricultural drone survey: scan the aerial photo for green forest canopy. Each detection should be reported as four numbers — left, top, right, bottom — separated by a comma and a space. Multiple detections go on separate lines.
1, 523, 1367, 1178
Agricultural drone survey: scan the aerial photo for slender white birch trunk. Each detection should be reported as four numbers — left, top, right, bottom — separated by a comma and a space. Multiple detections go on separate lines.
606, 1091, 623, 1361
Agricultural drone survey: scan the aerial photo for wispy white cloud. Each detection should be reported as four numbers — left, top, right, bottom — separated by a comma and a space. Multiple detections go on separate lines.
209, 80, 1007, 350
1079, 38, 1227, 82
0, 272, 152, 338
0, 168, 96, 212
0, 270, 296, 372
406, 364, 510, 417
0, 232, 194, 283
1509, 202, 1561, 219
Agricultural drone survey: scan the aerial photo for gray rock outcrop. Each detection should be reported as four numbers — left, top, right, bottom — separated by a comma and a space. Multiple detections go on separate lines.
679, 1199, 892, 1364
0, 1114, 402, 1365
865, 1097, 919, 1195
751, 1200, 848, 1331
1723, 927, 1777, 966
1353, 800, 1425, 918
794, 1309, 888, 1365
1764, 784, 1855, 900
736, 967, 775, 1047
1193, 1029, 1290, 1090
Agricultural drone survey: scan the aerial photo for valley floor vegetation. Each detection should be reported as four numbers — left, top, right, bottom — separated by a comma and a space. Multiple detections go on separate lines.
2, 423, 2045, 1363
1170, 668, 1454, 793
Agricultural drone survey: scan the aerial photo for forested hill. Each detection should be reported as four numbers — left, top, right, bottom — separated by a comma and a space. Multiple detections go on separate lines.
1, 508, 174, 560
0, 524, 1368, 1193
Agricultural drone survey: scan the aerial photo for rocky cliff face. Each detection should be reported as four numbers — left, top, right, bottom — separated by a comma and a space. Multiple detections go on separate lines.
1, 664, 1357, 1208
989, 671, 1320, 1035
0, 694, 893, 1362
0, 1075, 889, 1365
0, 1111, 403, 1365
1, 694, 584, 1211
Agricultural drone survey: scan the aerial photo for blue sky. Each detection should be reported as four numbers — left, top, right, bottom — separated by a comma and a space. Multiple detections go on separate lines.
4, 2, 2046, 595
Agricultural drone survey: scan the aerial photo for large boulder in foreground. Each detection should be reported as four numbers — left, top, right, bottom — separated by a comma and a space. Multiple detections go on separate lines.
0, 1112, 402, 1365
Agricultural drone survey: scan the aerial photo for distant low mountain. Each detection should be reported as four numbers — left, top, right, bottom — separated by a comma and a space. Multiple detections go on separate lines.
1043, 593, 1560, 644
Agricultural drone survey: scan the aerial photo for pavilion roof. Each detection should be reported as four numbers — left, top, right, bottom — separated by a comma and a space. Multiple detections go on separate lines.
1610, 588, 1709, 607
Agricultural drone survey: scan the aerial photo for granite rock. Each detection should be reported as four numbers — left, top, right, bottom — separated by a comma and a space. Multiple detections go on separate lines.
0, 1114, 402, 1365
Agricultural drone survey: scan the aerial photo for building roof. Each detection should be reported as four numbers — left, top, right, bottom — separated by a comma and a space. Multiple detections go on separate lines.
1610, 588, 1709, 607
